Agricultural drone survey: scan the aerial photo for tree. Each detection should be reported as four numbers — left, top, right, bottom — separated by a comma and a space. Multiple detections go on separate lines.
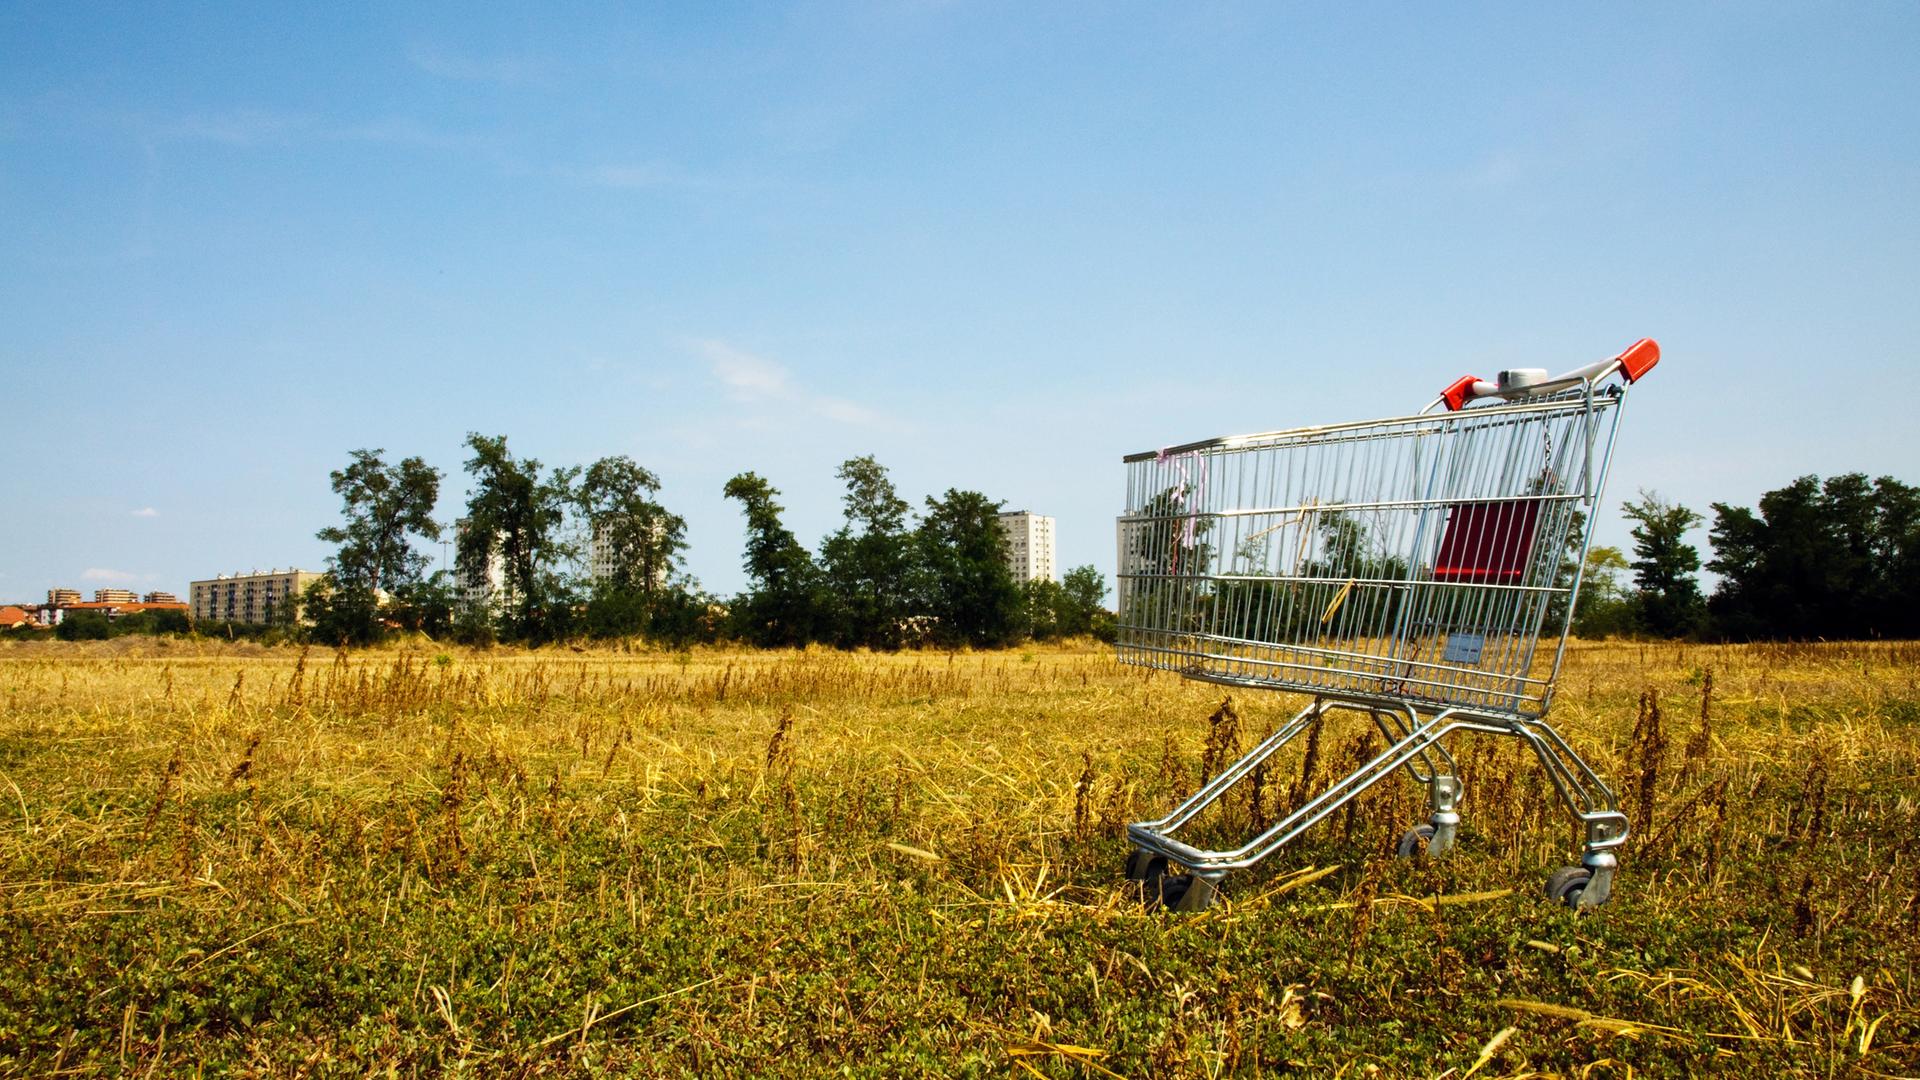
1058, 565, 1111, 639
575, 456, 688, 641
1020, 578, 1065, 640
1708, 473, 1920, 639
459, 434, 577, 643
388, 572, 458, 639
315, 449, 442, 644
55, 610, 110, 641
576, 456, 686, 598
1571, 546, 1635, 638
646, 579, 724, 647
722, 472, 822, 647
817, 455, 915, 649
1621, 491, 1705, 638
1120, 486, 1217, 636
917, 489, 1022, 648
1543, 509, 1588, 633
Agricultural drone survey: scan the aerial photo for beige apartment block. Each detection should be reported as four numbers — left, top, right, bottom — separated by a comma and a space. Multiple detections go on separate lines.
143, 591, 181, 604
93, 588, 139, 604
47, 588, 81, 606
998, 511, 1056, 584
191, 569, 324, 625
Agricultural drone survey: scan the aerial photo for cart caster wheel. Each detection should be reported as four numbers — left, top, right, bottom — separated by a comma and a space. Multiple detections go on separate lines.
1396, 824, 1436, 859
1129, 855, 1193, 911
1155, 874, 1195, 911
1545, 866, 1596, 908
1124, 849, 1157, 881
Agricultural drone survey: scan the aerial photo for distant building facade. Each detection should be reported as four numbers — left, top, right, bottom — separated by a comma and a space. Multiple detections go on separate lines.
26, 587, 189, 627
998, 511, 1056, 584
190, 569, 323, 625
454, 520, 508, 613
588, 518, 671, 591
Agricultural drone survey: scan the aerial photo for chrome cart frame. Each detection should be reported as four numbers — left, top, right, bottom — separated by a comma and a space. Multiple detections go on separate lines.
1116, 340, 1662, 910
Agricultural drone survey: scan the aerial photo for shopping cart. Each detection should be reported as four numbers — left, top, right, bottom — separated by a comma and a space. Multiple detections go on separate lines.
1116, 339, 1661, 910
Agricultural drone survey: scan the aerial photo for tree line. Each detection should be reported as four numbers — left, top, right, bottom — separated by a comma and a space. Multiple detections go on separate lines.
303, 437, 1113, 649
1575, 473, 1920, 640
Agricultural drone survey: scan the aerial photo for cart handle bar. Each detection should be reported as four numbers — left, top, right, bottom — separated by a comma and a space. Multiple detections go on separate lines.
1431, 338, 1659, 413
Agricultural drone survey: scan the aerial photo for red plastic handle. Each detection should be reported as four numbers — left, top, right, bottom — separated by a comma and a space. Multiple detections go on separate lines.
1439, 375, 1482, 412
1617, 338, 1660, 382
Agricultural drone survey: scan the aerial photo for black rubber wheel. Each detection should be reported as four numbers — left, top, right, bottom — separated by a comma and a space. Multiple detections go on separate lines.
1130, 855, 1169, 904
1129, 855, 1197, 911
1155, 874, 1195, 912
1545, 866, 1592, 908
1124, 849, 1156, 881
1396, 824, 1437, 859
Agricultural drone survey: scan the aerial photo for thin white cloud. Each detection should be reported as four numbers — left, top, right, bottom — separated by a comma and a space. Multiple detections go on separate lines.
694, 339, 885, 428
82, 568, 137, 583
408, 46, 548, 86
130, 507, 159, 518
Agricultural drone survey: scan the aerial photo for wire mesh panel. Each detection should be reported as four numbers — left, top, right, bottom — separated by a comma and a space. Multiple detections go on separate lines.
1116, 386, 1625, 718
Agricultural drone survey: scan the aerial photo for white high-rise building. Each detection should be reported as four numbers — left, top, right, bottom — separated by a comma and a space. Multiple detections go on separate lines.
453, 520, 508, 612
998, 511, 1056, 584
588, 518, 671, 589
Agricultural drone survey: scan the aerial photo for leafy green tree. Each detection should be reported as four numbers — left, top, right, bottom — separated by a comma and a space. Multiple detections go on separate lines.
1019, 578, 1065, 640
1541, 509, 1588, 633
459, 434, 578, 643
917, 489, 1022, 648
389, 572, 458, 639
1708, 473, 1920, 639
576, 455, 688, 641
315, 449, 442, 644
1120, 487, 1217, 635
148, 608, 192, 635
55, 611, 110, 641
647, 579, 724, 648
577, 456, 686, 598
1622, 491, 1705, 638
1571, 545, 1635, 638
1058, 565, 1110, 639
301, 576, 370, 646
818, 455, 915, 650
722, 472, 823, 647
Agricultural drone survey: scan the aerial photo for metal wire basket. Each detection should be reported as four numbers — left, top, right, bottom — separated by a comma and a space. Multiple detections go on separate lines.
1116, 339, 1661, 911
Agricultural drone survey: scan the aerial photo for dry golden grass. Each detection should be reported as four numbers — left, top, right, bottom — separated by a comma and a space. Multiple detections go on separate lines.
1, 637, 1917, 1076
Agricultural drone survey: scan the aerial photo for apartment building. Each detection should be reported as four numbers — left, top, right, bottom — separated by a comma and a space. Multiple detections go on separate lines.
47, 588, 81, 606
588, 517, 672, 589
453, 520, 508, 612
998, 511, 1056, 584
190, 569, 323, 625
93, 588, 138, 604
143, 591, 181, 604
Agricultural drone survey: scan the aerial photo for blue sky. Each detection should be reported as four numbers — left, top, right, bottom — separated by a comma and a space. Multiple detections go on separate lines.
3, 4, 1917, 602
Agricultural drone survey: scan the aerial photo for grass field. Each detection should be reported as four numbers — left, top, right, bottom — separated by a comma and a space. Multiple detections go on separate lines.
1, 637, 1917, 1077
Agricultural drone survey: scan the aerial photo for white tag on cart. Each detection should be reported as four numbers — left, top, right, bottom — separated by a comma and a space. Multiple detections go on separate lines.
1442, 632, 1485, 665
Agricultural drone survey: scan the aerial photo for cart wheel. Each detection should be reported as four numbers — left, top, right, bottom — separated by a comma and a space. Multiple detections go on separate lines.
1545, 866, 1595, 908
1129, 854, 1168, 903
1124, 849, 1156, 881
1396, 824, 1436, 859
1155, 874, 1195, 911
1130, 856, 1193, 911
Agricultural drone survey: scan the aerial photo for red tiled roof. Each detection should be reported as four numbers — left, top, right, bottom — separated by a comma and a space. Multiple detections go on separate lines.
58, 601, 190, 614
0, 606, 30, 626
